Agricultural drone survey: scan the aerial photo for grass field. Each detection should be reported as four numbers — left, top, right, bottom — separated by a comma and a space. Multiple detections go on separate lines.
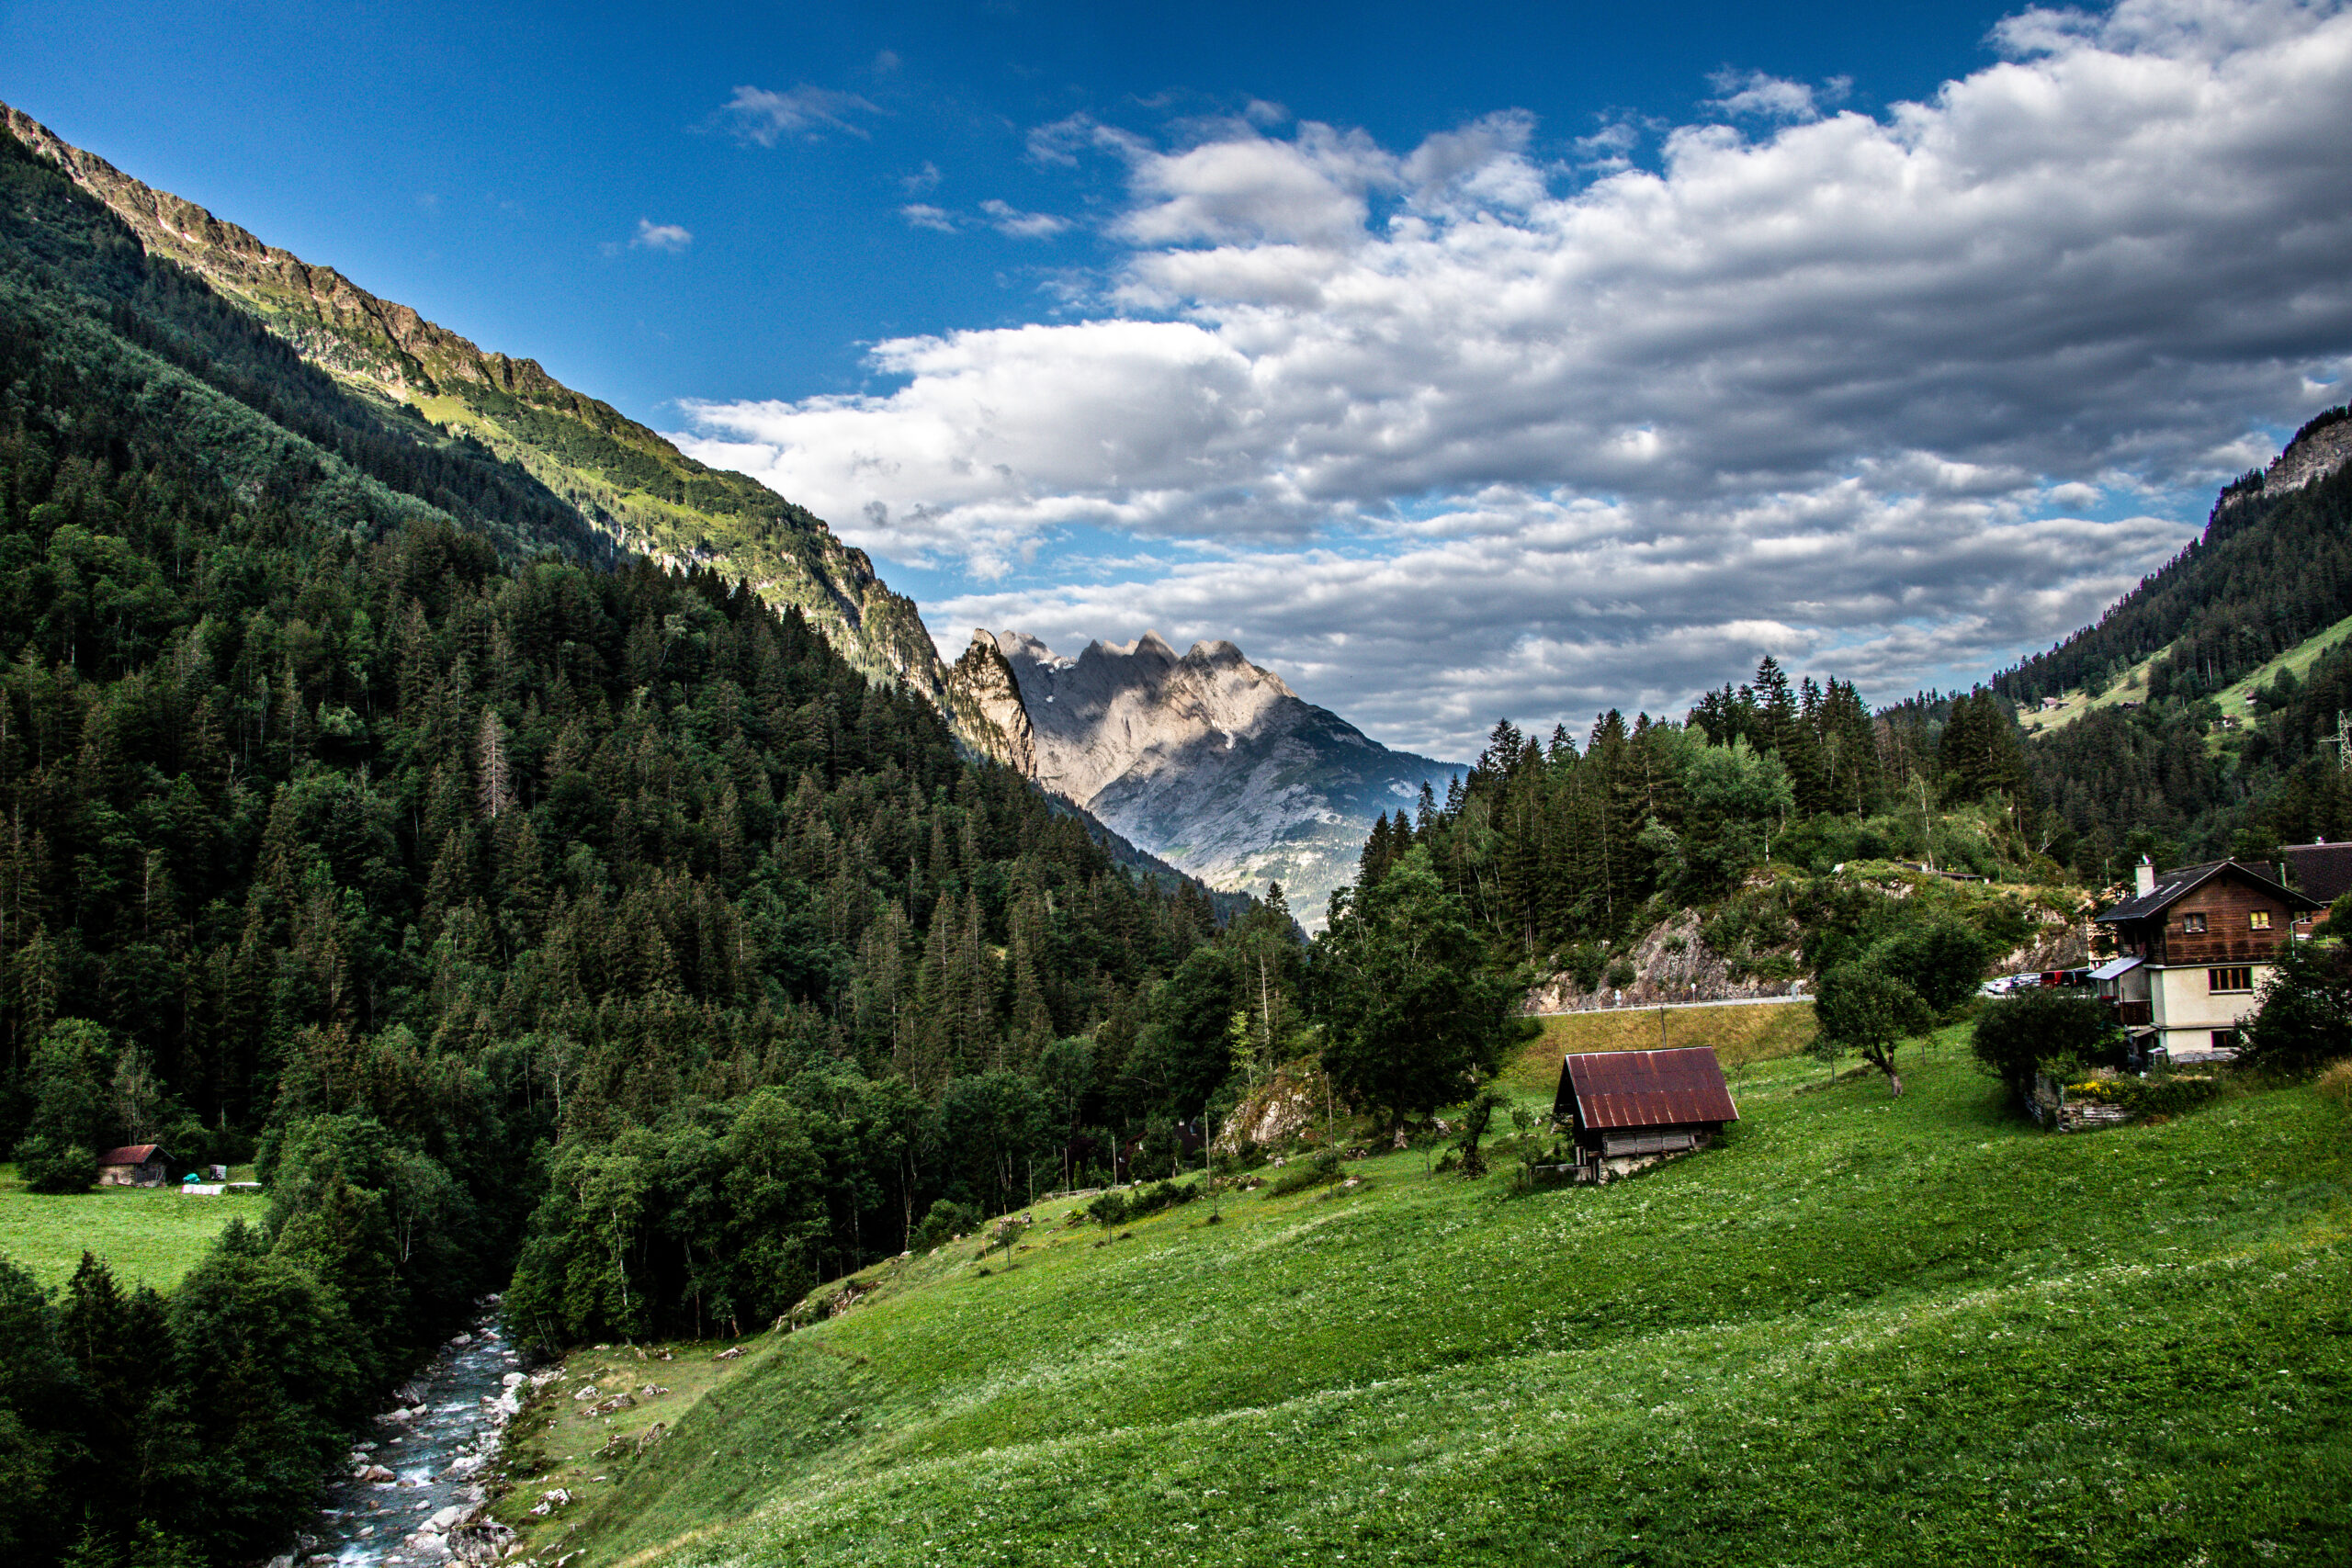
516, 1035, 2352, 1568
0, 1164, 269, 1290
1502, 1001, 1819, 1094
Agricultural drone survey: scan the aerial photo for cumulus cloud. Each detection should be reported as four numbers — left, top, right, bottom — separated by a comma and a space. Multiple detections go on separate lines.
899, 203, 957, 232
678, 0, 2352, 754
629, 219, 693, 253
718, 84, 881, 145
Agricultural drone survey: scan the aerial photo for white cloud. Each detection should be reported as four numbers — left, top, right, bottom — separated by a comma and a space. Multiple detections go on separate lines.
980, 198, 1070, 238
1705, 68, 1849, 121
678, 0, 2352, 755
899, 203, 957, 232
629, 218, 693, 253
903, 161, 942, 193
718, 84, 881, 145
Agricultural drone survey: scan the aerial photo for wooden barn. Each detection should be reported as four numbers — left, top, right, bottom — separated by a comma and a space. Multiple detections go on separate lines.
1551, 1048, 1738, 1182
96, 1143, 169, 1187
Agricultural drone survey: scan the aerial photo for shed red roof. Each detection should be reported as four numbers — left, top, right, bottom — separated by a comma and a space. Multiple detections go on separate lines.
96, 1144, 162, 1168
1559, 1048, 1738, 1130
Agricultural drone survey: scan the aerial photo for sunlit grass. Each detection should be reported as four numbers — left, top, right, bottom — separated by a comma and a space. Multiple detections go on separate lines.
529, 1035, 2352, 1566
0, 1163, 269, 1290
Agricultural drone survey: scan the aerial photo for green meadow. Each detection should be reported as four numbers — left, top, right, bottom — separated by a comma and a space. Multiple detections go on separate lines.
519, 1035, 2352, 1568
0, 1165, 269, 1291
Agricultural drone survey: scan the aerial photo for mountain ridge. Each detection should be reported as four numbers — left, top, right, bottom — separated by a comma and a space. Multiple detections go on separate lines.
0, 99, 1023, 766
951, 626, 1463, 921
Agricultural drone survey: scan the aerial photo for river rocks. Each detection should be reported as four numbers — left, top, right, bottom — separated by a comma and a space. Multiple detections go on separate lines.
446, 1521, 515, 1565
500, 1372, 525, 1388
358, 1464, 398, 1483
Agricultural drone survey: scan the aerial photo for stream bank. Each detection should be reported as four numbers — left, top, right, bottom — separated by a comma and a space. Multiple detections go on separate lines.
272, 1299, 549, 1568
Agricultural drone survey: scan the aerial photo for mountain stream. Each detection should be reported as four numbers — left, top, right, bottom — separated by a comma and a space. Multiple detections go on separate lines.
285, 1301, 542, 1568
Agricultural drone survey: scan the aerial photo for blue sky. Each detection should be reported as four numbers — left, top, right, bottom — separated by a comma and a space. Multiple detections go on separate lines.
9, 0, 2352, 756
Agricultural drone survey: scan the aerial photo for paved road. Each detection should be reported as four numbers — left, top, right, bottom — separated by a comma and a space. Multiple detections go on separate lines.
1526, 993, 1810, 1018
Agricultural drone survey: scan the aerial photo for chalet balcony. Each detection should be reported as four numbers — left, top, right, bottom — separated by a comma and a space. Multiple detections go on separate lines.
2148, 935, 2287, 966
2115, 1000, 2153, 1028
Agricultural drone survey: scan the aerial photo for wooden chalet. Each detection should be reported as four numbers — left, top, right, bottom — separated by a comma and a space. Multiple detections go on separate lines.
96, 1144, 169, 1187
1551, 1047, 1738, 1182
2093, 858, 2319, 1063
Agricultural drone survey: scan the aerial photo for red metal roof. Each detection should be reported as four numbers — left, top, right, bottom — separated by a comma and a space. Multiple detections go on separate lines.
1561, 1048, 1739, 1129
96, 1144, 162, 1168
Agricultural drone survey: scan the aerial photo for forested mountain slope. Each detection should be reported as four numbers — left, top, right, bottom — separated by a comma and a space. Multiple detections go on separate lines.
0, 100, 1022, 764
1996, 408, 2352, 709
0, 116, 1313, 1568
1987, 410, 2352, 874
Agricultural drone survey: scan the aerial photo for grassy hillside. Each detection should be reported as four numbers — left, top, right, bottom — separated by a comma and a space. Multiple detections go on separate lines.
2017, 611, 2352, 744
0, 1167, 267, 1289
1502, 1001, 1818, 1093
507, 1040, 2352, 1568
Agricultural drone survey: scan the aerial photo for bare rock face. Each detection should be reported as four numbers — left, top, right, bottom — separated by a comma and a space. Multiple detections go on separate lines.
945, 633, 1035, 778
2265, 413, 2352, 493
967, 629, 1463, 925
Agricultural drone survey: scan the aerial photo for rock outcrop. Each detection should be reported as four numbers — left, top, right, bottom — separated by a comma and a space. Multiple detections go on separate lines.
2264, 409, 2352, 494
949, 629, 1463, 924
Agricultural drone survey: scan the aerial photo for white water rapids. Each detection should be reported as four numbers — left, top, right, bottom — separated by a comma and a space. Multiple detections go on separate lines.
285, 1301, 543, 1568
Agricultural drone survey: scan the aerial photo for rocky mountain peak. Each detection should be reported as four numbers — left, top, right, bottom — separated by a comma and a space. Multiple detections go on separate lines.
948, 627, 1460, 922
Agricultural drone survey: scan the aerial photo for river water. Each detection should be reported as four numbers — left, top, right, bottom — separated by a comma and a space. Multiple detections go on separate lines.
295, 1302, 535, 1568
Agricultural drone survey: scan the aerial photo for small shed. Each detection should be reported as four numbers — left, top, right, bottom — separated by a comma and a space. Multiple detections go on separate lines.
1552, 1048, 1738, 1182
96, 1144, 169, 1188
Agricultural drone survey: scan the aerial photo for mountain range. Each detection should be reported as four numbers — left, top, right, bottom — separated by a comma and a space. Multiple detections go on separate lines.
950, 628, 1462, 921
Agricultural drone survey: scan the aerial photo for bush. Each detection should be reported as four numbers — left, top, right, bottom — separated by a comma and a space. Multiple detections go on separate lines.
1972, 988, 2122, 1105
2240, 941, 2352, 1076
11, 1136, 96, 1193
1268, 1151, 1343, 1196
911, 1198, 981, 1252
1603, 959, 1637, 991
1128, 1121, 1179, 1183
1089, 1179, 1198, 1228
2314, 1058, 2352, 1108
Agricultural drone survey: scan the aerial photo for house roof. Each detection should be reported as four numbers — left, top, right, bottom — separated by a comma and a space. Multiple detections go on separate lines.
1559, 1047, 1739, 1130
96, 1144, 163, 1168
2087, 955, 2143, 981
2283, 841, 2352, 906
2094, 859, 2319, 923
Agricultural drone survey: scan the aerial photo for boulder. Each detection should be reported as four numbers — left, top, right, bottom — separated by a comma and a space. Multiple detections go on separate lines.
360, 1464, 398, 1483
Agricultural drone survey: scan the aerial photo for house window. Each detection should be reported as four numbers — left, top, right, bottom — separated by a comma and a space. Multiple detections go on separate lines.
2181, 912, 2208, 933
2249, 910, 2272, 931
2211, 1029, 2241, 1052
2209, 966, 2253, 994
